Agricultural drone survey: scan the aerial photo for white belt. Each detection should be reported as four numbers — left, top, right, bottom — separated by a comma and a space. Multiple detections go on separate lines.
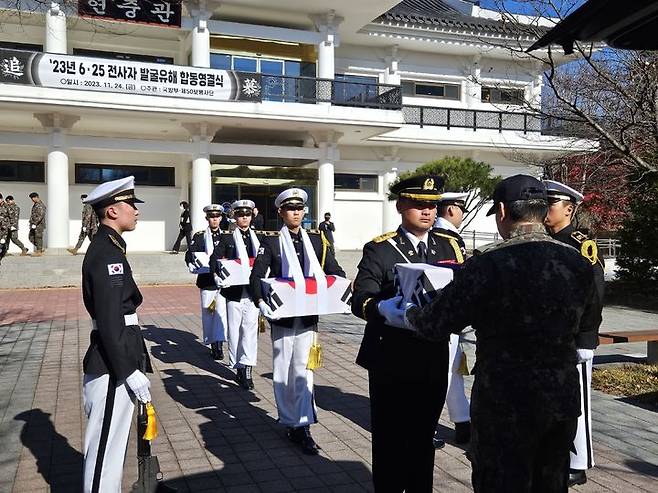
92, 313, 139, 330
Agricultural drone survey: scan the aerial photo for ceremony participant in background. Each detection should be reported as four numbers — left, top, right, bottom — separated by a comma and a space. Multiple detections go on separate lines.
68, 194, 99, 255
251, 206, 265, 230
0, 193, 8, 263
544, 179, 605, 488
249, 188, 345, 455
318, 212, 336, 254
4, 196, 28, 256
186, 204, 227, 360
211, 199, 261, 390
434, 192, 471, 446
171, 201, 192, 254
351, 175, 464, 492
380, 175, 602, 492
28, 192, 46, 256
80, 176, 154, 493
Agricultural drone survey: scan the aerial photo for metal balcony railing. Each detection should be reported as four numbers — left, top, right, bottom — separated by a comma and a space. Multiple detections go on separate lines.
403, 105, 543, 133
260, 74, 402, 109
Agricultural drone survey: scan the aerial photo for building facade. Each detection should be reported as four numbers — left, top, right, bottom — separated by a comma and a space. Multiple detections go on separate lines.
0, 0, 583, 252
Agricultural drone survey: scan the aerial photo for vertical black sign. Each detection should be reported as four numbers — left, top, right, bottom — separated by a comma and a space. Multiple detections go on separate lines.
78, 0, 182, 28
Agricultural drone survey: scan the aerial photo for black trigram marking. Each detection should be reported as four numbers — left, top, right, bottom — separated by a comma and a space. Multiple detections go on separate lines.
340, 286, 352, 305
269, 292, 283, 309
219, 265, 230, 280
411, 273, 439, 307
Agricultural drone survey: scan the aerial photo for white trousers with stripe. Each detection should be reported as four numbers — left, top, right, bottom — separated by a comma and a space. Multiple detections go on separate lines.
271, 319, 317, 428
83, 373, 135, 493
200, 289, 227, 345
226, 289, 259, 368
446, 333, 470, 424
571, 359, 594, 470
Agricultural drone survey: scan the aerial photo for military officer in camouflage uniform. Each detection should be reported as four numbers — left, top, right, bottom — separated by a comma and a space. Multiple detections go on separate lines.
544, 180, 605, 488
379, 175, 603, 492
28, 192, 46, 256
352, 175, 465, 492
69, 194, 99, 255
4, 196, 28, 256
0, 193, 8, 262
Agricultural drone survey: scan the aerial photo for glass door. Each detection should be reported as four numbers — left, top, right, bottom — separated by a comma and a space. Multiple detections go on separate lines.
261, 59, 284, 102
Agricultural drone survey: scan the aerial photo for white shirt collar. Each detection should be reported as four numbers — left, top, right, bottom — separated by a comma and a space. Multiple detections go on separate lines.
400, 227, 428, 250
435, 216, 459, 234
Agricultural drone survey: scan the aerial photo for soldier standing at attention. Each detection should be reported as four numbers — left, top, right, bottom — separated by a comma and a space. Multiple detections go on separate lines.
69, 194, 99, 255
434, 191, 472, 446
80, 176, 153, 492
211, 199, 262, 390
186, 204, 227, 360
28, 192, 46, 256
352, 175, 464, 492
249, 188, 345, 455
171, 201, 192, 254
0, 193, 8, 263
380, 175, 603, 492
5, 196, 29, 256
543, 179, 605, 488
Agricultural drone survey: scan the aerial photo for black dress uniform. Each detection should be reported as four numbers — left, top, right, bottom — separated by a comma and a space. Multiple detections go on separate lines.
352, 225, 463, 492
171, 204, 192, 253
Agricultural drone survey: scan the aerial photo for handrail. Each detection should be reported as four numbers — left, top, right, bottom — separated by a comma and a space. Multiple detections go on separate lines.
403, 105, 542, 133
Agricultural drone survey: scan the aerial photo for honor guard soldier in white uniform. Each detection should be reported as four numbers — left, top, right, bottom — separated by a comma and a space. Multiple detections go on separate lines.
211, 199, 262, 389
434, 192, 472, 446
544, 180, 605, 487
249, 188, 345, 455
352, 176, 464, 492
186, 204, 227, 360
80, 176, 153, 493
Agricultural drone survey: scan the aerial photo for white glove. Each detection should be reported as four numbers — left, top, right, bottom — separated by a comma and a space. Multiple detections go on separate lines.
378, 296, 415, 330
214, 274, 228, 289
31, 224, 36, 229
10, 226, 16, 231
0, 238, 4, 244
82, 227, 87, 232
259, 300, 279, 320
125, 370, 151, 403
576, 348, 594, 364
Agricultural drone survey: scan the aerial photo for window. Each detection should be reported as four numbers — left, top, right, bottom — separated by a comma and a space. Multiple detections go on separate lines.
481, 87, 525, 104
335, 174, 378, 192
402, 81, 460, 100
0, 41, 42, 52
73, 49, 173, 65
76, 164, 175, 186
0, 161, 45, 182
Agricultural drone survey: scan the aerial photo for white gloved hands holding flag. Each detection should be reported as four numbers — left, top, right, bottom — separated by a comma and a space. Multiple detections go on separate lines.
259, 300, 280, 320
378, 295, 416, 330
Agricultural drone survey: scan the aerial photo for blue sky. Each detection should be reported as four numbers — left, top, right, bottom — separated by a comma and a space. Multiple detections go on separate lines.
479, 0, 585, 16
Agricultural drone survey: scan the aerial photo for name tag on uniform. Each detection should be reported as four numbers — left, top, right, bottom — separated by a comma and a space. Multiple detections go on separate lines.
108, 263, 124, 275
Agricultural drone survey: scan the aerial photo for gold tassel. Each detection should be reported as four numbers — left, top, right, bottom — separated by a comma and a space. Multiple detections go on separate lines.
458, 351, 469, 376
307, 332, 322, 371
258, 314, 267, 333
207, 298, 216, 312
143, 403, 158, 441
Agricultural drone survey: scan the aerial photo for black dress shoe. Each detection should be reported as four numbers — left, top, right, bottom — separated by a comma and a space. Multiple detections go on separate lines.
454, 421, 471, 444
568, 469, 587, 487
433, 430, 445, 449
210, 344, 219, 360
236, 368, 245, 387
217, 343, 224, 361
287, 426, 320, 455
244, 366, 254, 390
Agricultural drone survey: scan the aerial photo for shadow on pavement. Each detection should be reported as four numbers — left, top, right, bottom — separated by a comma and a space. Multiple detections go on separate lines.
594, 354, 647, 365
624, 459, 658, 477
315, 383, 371, 432
14, 409, 83, 492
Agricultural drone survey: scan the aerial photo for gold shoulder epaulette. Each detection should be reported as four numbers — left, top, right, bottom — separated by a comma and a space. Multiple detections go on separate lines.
373, 231, 397, 243
262, 230, 280, 236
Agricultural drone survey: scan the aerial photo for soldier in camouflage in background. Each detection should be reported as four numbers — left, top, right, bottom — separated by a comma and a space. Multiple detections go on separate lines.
28, 192, 47, 256
0, 193, 8, 263
3, 195, 29, 257
68, 194, 99, 255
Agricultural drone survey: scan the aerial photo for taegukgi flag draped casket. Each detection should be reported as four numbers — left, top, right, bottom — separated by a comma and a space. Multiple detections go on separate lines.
215, 257, 255, 287
395, 262, 461, 307
260, 275, 352, 319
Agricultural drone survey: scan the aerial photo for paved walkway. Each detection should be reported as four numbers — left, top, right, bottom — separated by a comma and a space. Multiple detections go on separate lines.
1, 286, 657, 492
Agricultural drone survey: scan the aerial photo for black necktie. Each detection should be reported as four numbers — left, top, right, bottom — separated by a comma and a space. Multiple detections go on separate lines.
242, 232, 253, 257
417, 241, 427, 263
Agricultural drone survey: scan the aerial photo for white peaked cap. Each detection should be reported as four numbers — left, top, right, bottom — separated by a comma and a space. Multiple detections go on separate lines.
275, 188, 308, 208
232, 199, 255, 210
83, 176, 143, 208
543, 180, 584, 203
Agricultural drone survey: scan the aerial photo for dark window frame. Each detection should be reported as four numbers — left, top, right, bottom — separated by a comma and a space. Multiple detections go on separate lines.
334, 173, 378, 192
75, 164, 175, 187
0, 41, 43, 52
481, 86, 525, 105
73, 48, 174, 65
406, 81, 461, 100
0, 160, 45, 182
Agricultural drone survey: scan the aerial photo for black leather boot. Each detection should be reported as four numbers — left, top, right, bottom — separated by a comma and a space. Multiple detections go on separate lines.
216, 342, 224, 360
433, 430, 446, 449
568, 469, 587, 487
454, 421, 471, 444
210, 342, 219, 360
244, 366, 254, 390
236, 368, 245, 387
287, 426, 320, 455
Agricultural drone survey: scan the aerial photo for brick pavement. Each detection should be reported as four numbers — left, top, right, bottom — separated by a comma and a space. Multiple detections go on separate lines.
1, 286, 658, 492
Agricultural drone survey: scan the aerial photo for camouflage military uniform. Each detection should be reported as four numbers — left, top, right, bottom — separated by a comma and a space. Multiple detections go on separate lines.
407, 223, 602, 493
0, 199, 9, 260
74, 203, 99, 250
29, 200, 47, 253
6, 202, 26, 251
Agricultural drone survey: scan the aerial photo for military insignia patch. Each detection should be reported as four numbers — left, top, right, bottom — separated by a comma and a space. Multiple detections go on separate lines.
423, 178, 434, 190
107, 263, 124, 275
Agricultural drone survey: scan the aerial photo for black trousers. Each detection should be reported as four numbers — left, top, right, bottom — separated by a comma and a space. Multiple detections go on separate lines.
368, 369, 448, 492
471, 414, 577, 493
172, 228, 192, 252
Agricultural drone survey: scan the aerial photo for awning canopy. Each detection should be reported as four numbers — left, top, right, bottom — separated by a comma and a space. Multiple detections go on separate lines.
527, 0, 658, 54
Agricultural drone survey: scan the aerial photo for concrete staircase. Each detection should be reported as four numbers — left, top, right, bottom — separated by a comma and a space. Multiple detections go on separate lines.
0, 250, 362, 289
